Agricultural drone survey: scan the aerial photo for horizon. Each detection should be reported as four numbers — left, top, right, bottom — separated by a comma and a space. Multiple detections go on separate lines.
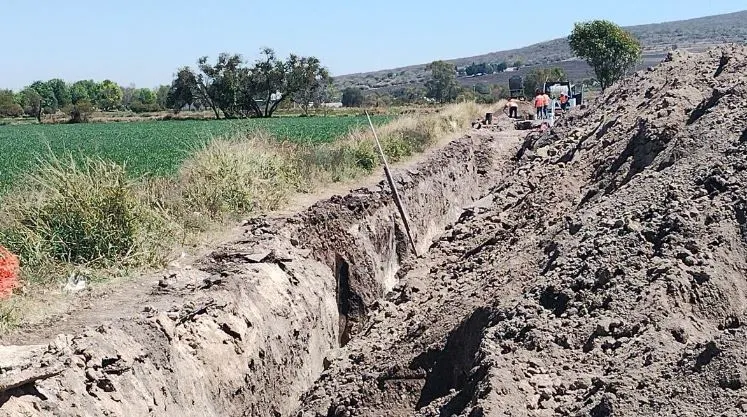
2, 1, 746, 90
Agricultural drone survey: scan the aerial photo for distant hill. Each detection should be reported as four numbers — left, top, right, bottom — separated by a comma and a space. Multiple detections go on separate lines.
335, 10, 747, 92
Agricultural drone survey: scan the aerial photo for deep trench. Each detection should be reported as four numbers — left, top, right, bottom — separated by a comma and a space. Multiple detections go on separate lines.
288, 138, 501, 415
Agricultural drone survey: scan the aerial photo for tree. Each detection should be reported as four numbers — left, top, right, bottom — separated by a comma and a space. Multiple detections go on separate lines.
70, 81, 90, 105
97, 80, 123, 110
290, 56, 331, 115
71, 80, 99, 105
425, 60, 460, 103
192, 48, 330, 118
490, 84, 509, 101
523, 67, 567, 98
569, 20, 642, 91
495, 62, 508, 72
0, 90, 23, 117
18, 88, 43, 122
167, 67, 199, 113
47, 79, 71, 108
155, 85, 169, 110
341, 87, 364, 107
130, 88, 159, 113
29, 81, 58, 114
121, 84, 137, 109
65, 100, 94, 123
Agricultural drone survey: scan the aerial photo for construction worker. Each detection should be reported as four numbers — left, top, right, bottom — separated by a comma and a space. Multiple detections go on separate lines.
534, 90, 544, 120
542, 91, 551, 119
505, 98, 519, 119
559, 93, 569, 111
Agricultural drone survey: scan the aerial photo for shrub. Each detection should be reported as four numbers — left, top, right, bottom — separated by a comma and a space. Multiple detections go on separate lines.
0, 154, 174, 278
65, 100, 94, 123
0, 103, 23, 118
170, 133, 300, 221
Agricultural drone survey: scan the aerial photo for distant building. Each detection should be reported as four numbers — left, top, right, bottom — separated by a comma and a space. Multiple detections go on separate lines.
321, 102, 343, 108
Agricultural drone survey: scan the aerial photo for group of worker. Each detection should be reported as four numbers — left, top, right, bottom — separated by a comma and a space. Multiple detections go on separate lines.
504, 91, 571, 120
533, 90, 571, 119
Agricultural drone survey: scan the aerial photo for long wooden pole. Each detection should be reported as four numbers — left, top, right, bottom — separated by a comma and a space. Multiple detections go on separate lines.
365, 112, 418, 256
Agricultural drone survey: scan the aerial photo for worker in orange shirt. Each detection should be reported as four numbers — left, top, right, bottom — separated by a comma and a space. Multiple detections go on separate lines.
534, 90, 544, 120
542, 91, 551, 119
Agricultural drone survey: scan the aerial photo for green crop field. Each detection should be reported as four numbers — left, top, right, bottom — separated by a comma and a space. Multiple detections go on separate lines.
0, 115, 391, 192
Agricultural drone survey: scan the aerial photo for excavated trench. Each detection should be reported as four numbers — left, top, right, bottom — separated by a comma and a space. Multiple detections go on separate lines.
0, 129, 516, 416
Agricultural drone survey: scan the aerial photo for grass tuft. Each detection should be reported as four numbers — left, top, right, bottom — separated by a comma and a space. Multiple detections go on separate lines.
0, 154, 175, 283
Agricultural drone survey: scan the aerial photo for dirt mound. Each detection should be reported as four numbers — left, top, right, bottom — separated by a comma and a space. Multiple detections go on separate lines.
295, 45, 747, 416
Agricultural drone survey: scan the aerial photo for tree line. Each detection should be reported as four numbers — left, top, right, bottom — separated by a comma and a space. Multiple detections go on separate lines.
0, 79, 171, 122
0, 47, 333, 122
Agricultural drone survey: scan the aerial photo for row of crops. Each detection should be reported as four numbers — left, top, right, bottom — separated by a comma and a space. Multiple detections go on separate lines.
0, 115, 392, 191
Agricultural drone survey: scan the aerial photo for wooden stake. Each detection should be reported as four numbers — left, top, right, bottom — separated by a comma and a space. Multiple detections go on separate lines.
365, 112, 418, 256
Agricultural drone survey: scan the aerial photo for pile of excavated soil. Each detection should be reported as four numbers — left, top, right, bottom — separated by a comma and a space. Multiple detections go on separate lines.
295, 45, 747, 416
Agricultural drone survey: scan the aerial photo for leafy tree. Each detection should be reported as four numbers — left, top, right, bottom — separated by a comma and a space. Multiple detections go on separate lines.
290, 56, 331, 115
46, 79, 71, 108
0, 90, 23, 117
155, 85, 170, 110
167, 67, 199, 113
97, 80, 123, 110
490, 84, 509, 101
18, 88, 43, 122
71, 80, 98, 105
130, 88, 159, 113
29, 81, 58, 114
425, 60, 460, 103
341, 87, 364, 107
474, 83, 491, 95
192, 48, 330, 118
523, 67, 567, 98
364, 91, 393, 108
569, 20, 642, 91
252, 48, 324, 118
512, 60, 523, 68
196, 53, 249, 119
391, 86, 426, 105
495, 62, 508, 72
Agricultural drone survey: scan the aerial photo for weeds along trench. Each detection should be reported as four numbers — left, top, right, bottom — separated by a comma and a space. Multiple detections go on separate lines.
0, 124, 511, 416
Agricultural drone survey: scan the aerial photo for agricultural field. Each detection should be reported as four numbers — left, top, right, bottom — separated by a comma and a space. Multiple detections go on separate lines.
0, 115, 392, 192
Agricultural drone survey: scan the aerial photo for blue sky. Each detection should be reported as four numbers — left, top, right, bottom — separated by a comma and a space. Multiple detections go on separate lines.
2, 0, 745, 90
